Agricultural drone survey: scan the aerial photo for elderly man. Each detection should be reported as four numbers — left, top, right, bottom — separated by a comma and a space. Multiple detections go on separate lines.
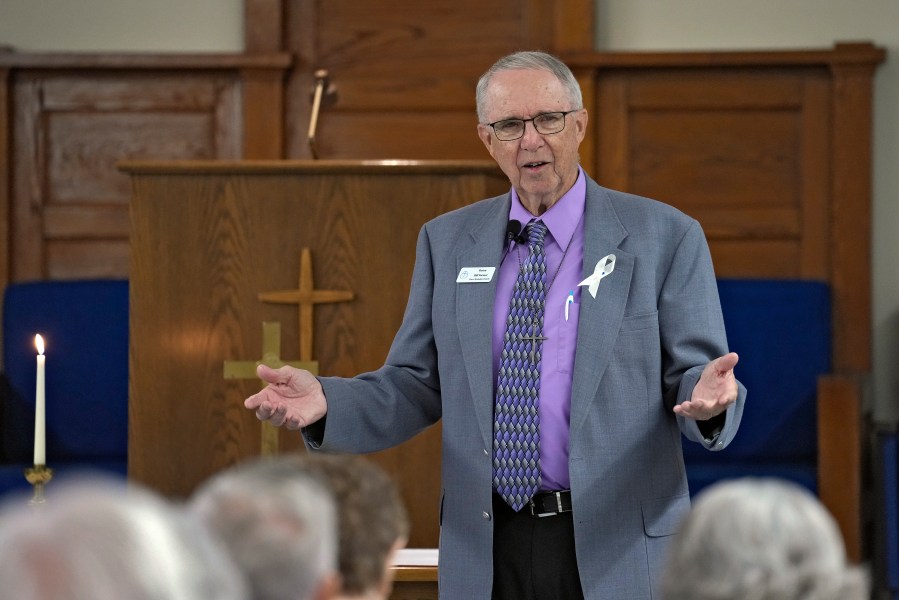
245, 51, 746, 600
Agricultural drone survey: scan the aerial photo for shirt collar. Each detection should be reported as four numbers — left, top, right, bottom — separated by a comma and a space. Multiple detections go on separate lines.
509, 167, 585, 249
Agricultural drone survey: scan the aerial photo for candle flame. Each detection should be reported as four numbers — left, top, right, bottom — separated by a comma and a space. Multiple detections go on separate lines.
34, 334, 45, 355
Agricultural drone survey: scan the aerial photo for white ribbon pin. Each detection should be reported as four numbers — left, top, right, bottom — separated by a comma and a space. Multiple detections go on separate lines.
577, 254, 616, 299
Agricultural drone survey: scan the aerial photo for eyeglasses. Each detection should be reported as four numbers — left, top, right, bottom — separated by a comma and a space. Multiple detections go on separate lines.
485, 110, 580, 141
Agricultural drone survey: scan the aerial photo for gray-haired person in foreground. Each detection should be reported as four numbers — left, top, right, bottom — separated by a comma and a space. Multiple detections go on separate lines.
287, 453, 410, 600
661, 478, 868, 600
189, 456, 340, 600
0, 474, 247, 600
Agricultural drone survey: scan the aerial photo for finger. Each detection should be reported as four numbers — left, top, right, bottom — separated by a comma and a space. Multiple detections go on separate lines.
255, 403, 274, 420
284, 415, 302, 430
673, 402, 695, 417
714, 352, 739, 374
267, 404, 288, 427
674, 400, 711, 420
256, 363, 284, 384
244, 393, 263, 409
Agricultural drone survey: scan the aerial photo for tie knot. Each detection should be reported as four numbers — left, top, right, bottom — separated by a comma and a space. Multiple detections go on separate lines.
525, 221, 548, 247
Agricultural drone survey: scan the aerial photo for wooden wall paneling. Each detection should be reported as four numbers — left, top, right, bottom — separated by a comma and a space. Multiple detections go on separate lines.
0, 66, 9, 367
571, 67, 595, 171
0, 67, 9, 292
11, 75, 42, 281
799, 74, 831, 280
279, 0, 594, 160
600, 69, 811, 278
245, 0, 284, 54
818, 374, 863, 561
551, 0, 594, 52
830, 58, 878, 373
241, 66, 288, 159
0, 54, 291, 285
13, 72, 237, 281
594, 72, 629, 191
578, 54, 882, 284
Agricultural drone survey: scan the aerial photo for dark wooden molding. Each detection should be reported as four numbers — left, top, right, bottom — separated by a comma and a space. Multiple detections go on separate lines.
0, 52, 292, 70
563, 41, 886, 69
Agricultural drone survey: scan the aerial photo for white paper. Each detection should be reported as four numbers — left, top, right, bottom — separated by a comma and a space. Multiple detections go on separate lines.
392, 548, 439, 566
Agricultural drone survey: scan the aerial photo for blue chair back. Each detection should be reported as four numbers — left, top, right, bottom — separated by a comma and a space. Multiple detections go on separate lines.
683, 279, 831, 495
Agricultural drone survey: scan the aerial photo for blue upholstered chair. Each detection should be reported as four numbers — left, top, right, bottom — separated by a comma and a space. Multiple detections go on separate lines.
682, 279, 832, 496
0, 280, 129, 497
880, 431, 899, 598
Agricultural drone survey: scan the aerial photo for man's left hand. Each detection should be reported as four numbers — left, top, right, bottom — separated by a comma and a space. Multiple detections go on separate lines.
673, 352, 739, 421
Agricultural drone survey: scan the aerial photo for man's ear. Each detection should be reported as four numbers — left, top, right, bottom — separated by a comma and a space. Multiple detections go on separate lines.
477, 124, 496, 157
574, 109, 589, 144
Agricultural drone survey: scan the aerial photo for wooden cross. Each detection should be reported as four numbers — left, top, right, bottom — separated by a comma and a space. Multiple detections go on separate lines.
224, 321, 317, 456
258, 248, 354, 362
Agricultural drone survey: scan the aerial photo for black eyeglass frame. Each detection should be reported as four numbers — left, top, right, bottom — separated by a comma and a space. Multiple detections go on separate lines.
485, 109, 582, 141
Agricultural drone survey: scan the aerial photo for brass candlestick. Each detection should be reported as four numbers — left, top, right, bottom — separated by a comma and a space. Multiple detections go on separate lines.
24, 465, 53, 506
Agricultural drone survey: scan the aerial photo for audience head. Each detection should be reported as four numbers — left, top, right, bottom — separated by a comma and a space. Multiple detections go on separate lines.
288, 453, 410, 599
661, 477, 868, 600
0, 474, 247, 600
189, 456, 339, 600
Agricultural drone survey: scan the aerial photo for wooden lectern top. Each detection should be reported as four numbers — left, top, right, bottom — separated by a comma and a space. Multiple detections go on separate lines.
118, 158, 503, 176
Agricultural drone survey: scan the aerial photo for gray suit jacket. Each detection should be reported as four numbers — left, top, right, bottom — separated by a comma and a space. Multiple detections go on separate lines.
312, 175, 746, 600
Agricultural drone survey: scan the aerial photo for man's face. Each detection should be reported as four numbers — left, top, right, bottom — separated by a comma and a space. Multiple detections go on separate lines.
477, 69, 588, 215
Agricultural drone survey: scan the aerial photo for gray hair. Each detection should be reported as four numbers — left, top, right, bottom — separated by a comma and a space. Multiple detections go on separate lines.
286, 453, 410, 596
0, 475, 247, 600
189, 457, 338, 600
475, 51, 583, 122
661, 478, 869, 600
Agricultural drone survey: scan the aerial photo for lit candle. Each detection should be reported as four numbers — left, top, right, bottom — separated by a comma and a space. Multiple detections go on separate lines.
34, 334, 46, 466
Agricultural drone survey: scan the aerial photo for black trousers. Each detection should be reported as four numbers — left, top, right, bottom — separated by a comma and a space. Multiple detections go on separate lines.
491, 493, 585, 600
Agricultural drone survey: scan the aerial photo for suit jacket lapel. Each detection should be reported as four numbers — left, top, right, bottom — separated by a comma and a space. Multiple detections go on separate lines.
570, 182, 634, 439
456, 196, 510, 449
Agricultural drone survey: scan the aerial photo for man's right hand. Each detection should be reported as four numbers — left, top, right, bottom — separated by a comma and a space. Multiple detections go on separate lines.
243, 364, 328, 430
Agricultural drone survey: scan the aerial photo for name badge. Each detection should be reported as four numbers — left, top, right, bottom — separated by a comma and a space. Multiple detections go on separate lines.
456, 267, 495, 283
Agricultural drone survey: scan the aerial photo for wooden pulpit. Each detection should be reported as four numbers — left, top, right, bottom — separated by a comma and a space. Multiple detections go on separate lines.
122, 159, 507, 549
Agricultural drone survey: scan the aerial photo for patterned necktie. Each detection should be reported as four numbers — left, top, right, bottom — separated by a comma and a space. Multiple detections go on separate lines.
493, 220, 547, 510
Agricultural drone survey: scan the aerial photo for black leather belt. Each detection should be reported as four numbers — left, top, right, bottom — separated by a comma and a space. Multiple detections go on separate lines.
528, 490, 572, 517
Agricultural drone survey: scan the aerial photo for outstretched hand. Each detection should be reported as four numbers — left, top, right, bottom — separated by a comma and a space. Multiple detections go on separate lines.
673, 352, 739, 421
243, 364, 328, 430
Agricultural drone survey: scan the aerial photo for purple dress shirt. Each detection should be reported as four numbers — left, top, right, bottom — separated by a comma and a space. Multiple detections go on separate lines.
492, 169, 586, 491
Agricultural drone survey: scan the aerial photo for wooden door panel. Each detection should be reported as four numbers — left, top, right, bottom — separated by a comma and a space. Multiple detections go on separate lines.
10, 71, 242, 281
595, 68, 830, 281
282, 0, 593, 159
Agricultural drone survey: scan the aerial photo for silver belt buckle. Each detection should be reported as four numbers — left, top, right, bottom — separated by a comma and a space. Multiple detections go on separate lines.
529, 491, 562, 518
